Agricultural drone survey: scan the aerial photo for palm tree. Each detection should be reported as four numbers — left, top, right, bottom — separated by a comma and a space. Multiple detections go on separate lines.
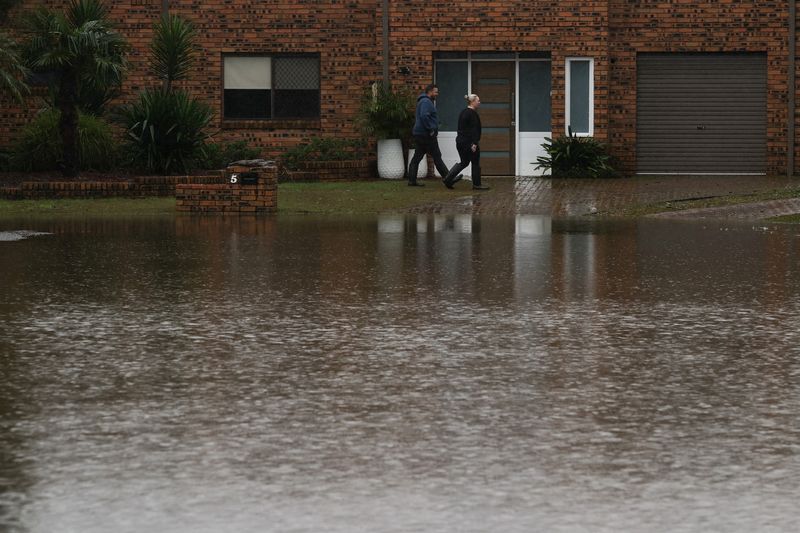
22, 0, 127, 177
0, 31, 28, 104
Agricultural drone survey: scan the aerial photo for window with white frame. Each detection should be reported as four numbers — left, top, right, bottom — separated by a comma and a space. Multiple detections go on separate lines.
223, 55, 320, 120
565, 58, 593, 135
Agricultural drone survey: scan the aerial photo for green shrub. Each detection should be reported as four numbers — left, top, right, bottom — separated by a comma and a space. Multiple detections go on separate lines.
118, 88, 214, 174
358, 82, 415, 140
536, 129, 617, 178
9, 108, 117, 171
198, 140, 261, 170
281, 136, 366, 171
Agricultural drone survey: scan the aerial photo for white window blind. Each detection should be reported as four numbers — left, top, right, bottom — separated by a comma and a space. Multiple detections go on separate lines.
224, 57, 271, 89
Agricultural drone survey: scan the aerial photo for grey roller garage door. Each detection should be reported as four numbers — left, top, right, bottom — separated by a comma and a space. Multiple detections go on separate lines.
637, 53, 766, 174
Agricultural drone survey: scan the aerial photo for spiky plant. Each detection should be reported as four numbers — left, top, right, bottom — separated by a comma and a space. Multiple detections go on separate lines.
150, 14, 197, 92
118, 15, 214, 174
119, 88, 213, 174
535, 128, 617, 178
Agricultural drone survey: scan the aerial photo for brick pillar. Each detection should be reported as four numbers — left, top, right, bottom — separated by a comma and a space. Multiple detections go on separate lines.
176, 165, 278, 214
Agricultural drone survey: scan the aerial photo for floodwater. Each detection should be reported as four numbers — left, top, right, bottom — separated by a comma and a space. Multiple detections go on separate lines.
1, 214, 799, 532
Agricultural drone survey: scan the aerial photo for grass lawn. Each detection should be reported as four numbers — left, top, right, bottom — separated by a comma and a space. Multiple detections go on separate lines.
766, 213, 800, 223
0, 179, 470, 217
3, 179, 800, 220
0, 197, 176, 217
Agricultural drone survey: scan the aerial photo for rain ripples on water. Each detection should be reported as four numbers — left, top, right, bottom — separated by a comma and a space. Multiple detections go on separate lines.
1, 215, 799, 532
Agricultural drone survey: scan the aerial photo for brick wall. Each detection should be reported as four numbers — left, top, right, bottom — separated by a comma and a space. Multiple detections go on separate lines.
796, 5, 800, 172
175, 166, 277, 213
172, 0, 379, 158
388, 1, 611, 142
608, 0, 791, 174
1, 0, 380, 158
0, 175, 224, 200
0, 0, 161, 146
2, 1, 799, 175
293, 160, 372, 181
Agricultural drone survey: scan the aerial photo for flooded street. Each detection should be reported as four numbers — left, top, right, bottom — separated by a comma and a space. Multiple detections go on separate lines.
1, 214, 799, 532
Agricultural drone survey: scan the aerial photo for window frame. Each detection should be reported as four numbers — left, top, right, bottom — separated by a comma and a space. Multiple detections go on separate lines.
222, 53, 321, 123
565, 57, 594, 136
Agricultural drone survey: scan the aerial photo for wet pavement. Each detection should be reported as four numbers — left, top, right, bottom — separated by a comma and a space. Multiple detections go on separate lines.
407, 175, 800, 218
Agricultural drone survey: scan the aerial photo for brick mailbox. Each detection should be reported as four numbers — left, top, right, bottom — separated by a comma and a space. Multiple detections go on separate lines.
175, 164, 278, 214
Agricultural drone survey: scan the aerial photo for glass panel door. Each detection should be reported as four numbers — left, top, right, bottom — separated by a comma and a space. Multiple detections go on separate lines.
519, 61, 551, 132
434, 61, 468, 132
472, 61, 515, 175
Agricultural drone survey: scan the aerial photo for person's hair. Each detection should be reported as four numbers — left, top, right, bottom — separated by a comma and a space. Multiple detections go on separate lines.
424, 83, 438, 93
464, 94, 479, 104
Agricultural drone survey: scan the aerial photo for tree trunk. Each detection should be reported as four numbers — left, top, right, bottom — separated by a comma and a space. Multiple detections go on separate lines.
58, 70, 79, 178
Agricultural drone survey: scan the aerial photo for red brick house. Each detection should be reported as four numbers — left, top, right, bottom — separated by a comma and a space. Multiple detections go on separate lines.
2, 1, 798, 176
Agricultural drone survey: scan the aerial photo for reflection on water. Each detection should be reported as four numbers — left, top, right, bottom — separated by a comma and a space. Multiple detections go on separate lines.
0, 231, 51, 242
1, 214, 800, 532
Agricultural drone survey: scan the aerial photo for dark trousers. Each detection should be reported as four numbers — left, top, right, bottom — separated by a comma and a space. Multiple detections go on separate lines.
408, 135, 450, 183
445, 141, 481, 186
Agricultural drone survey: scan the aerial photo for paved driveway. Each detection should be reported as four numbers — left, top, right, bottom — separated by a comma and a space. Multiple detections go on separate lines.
405, 175, 800, 218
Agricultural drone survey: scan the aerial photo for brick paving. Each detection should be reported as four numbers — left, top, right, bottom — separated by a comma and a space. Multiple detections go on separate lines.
405, 175, 800, 219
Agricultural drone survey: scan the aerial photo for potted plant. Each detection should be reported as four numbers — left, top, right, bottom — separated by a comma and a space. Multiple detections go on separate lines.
359, 81, 415, 179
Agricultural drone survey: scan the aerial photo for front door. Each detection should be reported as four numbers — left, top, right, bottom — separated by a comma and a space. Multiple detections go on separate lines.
471, 61, 515, 175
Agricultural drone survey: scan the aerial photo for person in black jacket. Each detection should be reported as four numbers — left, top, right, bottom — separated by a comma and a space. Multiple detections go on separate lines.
443, 94, 489, 190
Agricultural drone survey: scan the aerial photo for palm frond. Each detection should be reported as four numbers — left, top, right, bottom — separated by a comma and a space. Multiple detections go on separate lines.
0, 32, 29, 103
67, 0, 109, 28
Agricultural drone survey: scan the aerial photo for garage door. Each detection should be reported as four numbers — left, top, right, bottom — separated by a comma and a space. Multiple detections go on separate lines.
637, 53, 766, 174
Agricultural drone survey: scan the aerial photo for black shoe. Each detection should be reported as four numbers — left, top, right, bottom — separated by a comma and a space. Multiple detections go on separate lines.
408, 182, 425, 187
442, 173, 463, 189
472, 184, 490, 190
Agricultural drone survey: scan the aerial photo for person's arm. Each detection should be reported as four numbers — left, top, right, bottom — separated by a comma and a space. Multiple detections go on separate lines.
467, 110, 479, 150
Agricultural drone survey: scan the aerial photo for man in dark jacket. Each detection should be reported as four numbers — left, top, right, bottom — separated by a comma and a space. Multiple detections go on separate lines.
407, 84, 458, 186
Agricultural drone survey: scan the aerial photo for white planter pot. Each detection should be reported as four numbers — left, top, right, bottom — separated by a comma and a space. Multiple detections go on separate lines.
377, 139, 405, 180
407, 149, 427, 179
